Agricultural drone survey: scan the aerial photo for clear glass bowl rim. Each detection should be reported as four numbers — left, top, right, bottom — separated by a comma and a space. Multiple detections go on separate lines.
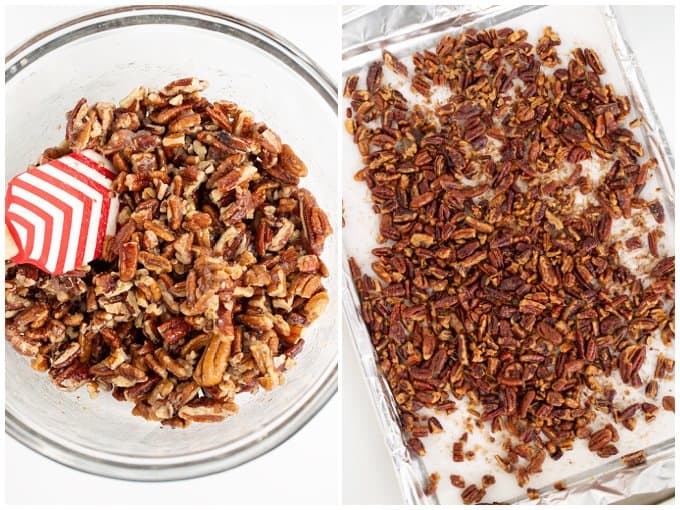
5, 4, 338, 482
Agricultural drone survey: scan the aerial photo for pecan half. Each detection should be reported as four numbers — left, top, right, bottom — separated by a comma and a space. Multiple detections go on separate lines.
194, 329, 233, 387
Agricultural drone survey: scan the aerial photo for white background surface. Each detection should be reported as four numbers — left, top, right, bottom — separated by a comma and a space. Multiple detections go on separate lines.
341, 5, 675, 504
4, 3, 339, 506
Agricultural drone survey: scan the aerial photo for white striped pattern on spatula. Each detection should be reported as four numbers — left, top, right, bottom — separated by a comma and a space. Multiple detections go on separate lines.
6, 149, 118, 274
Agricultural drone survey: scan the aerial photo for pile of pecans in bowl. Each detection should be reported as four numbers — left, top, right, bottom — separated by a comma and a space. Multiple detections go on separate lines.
5, 78, 332, 427
346, 26, 674, 502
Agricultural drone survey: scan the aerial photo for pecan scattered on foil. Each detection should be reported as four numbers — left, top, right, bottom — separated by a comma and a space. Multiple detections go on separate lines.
346, 25, 674, 501
6, 77, 332, 427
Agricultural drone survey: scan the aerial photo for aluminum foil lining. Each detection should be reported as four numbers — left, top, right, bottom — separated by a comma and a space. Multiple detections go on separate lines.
342, 5, 674, 505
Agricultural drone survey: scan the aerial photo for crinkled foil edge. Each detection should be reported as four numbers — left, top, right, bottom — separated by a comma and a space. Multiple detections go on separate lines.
342, 4, 675, 506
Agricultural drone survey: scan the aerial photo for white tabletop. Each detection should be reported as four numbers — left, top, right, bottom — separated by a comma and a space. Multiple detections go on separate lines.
5, 4, 339, 505
341, 5, 675, 504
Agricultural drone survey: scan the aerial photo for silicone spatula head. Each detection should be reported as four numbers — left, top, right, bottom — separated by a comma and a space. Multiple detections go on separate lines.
5, 149, 118, 274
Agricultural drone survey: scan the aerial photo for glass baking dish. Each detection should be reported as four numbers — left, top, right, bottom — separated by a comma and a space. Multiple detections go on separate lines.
342, 5, 674, 504
5, 5, 338, 481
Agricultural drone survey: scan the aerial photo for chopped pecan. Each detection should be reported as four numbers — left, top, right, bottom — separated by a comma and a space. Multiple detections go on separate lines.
6, 77, 331, 427
178, 397, 238, 423
157, 317, 192, 345
346, 24, 673, 503
194, 329, 233, 387
299, 189, 332, 255
119, 241, 139, 282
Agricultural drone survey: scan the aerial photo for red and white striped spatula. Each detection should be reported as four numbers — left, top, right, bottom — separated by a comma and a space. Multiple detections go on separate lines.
5, 149, 118, 274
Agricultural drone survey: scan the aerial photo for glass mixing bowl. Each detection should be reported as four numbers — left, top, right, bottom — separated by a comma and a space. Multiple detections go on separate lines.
5, 6, 338, 481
